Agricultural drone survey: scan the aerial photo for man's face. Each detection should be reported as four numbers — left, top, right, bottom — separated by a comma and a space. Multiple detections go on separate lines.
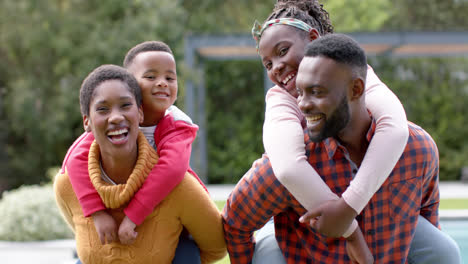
296, 56, 352, 142
258, 25, 310, 98
127, 51, 178, 126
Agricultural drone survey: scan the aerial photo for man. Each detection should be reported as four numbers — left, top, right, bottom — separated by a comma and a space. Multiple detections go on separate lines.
222, 34, 440, 263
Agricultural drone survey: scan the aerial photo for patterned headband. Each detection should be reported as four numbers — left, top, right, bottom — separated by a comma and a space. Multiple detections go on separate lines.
252, 18, 314, 52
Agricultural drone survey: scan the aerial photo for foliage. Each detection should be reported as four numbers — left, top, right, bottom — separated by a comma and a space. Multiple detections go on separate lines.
382, 0, 468, 31
0, 0, 187, 189
0, 184, 73, 241
205, 60, 265, 183
370, 56, 468, 180
0, 0, 467, 187
323, 0, 391, 32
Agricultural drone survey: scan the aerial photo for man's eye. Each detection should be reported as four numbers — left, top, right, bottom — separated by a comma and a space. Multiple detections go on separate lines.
265, 62, 272, 70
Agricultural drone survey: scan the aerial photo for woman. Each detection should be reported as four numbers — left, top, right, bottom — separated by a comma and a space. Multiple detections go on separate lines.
54, 64, 226, 264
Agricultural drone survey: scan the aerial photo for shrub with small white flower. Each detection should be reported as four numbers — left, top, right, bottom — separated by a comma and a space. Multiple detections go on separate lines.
0, 184, 73, 241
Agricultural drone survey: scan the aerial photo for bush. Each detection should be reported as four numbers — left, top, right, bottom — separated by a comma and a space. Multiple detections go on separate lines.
370, 56, 468, 180
0, 184, 73, 241
205, 60, 265, 183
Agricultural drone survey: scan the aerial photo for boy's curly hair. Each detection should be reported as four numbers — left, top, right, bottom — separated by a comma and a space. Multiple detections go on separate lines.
266, 0, 334, 35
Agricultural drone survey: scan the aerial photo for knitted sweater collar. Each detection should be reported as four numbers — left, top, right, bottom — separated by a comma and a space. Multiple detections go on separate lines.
88, 131, 158, 209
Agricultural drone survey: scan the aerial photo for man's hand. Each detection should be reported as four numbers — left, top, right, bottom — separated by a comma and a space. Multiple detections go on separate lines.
91, 210, 117, 245
118, 216, 138, 245
299, 198, 357, 237
346, 228, 374, 264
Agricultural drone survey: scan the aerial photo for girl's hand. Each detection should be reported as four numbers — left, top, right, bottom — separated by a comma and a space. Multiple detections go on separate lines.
299, 198, 357, 237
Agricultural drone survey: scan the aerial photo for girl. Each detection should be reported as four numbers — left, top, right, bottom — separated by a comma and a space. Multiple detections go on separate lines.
252, 1, 460, 263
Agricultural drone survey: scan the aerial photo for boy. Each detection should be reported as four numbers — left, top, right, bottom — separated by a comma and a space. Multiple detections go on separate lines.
62, 41, 204, 248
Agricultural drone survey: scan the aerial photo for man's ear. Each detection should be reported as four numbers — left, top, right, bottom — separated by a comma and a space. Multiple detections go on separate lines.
138, 106, 144, 125
350, 78, 365, 101
308, 28, 320, 42
83, 115, 92, 132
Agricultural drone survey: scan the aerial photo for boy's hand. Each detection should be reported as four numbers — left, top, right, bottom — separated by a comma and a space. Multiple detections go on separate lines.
91, 210, 117, 244
346, 228, 374, 264
118, 216, 138, 245
299, 198, 357, 237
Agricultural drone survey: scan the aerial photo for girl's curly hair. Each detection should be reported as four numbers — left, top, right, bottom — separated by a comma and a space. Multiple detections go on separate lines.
266, 0, 334, 35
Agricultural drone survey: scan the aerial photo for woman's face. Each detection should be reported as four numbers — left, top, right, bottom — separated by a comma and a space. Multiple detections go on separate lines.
259, 25, 318, 98
83, 79, 143, 158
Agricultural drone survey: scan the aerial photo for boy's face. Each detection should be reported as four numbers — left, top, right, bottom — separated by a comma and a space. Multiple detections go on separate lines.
83, 79, 143, 158
127, 51, 178, 126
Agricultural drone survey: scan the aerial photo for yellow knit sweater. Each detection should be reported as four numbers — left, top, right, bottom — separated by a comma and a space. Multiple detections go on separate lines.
54, 132, 226, 264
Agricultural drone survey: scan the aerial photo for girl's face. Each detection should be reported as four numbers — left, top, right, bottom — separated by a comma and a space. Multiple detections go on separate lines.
258, 25, 318, 98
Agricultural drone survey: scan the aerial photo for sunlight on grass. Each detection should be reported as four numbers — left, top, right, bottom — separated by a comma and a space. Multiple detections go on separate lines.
439, 198, 468, 210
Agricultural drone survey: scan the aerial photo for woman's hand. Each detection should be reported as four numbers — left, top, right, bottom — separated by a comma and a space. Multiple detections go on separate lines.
91, 210, 117, 244
346, 228, 374, 264
118, 216, 138, 245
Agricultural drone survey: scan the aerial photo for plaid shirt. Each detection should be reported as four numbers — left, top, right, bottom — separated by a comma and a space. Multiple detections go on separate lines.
222, 120, 439, 264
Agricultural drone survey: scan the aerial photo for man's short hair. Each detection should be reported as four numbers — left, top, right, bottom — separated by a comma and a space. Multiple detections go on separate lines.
123, 41, 173, 68
305, 34, 367, 80
80, 64, 142, 116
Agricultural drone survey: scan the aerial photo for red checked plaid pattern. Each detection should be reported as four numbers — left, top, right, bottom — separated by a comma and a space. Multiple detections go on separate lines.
222, 121, 439, 264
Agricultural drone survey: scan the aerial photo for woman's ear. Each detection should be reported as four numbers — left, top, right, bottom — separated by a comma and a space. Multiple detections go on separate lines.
309, 28, 320, 42
83, 115, 92, 132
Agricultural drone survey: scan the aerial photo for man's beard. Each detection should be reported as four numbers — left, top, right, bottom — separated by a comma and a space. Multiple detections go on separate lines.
308, 95, 350, 142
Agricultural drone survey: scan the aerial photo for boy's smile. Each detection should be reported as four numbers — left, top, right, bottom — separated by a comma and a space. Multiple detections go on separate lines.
128, 51, 178, 126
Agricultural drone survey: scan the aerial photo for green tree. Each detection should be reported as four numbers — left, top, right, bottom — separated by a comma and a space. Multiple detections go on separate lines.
370, 56, 468, 180
383, 0, 468, 31
0, 0, 187, 189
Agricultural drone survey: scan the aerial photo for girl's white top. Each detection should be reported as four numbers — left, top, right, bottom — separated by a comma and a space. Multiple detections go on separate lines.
263, 66, 408, 237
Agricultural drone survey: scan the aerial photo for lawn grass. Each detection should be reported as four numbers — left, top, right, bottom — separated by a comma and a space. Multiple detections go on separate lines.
439, 198, 468, 209
213, 198, 468, 264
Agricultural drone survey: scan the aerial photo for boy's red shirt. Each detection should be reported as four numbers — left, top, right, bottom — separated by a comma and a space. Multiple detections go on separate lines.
61, 112, 206, 225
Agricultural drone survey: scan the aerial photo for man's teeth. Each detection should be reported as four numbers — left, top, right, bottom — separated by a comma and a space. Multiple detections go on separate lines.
108, 129, 128, 136
282, 73, 295, 85
306, 115, 322, 123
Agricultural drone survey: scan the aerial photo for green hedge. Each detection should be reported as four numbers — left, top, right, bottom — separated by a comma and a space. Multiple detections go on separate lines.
205, 60, 265, 183
370, 56, 468, 181
0, 184, 73, 241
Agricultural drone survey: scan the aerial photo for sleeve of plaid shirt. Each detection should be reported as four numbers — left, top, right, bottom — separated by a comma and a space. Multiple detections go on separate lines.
222, 154, 293, 264
417, 126, 441, 228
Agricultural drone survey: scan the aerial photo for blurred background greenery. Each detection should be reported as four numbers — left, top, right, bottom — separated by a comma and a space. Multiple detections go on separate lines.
0, 0, 467, 192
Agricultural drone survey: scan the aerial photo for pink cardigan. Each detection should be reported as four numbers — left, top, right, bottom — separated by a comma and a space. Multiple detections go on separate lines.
263, 66, 408, 237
